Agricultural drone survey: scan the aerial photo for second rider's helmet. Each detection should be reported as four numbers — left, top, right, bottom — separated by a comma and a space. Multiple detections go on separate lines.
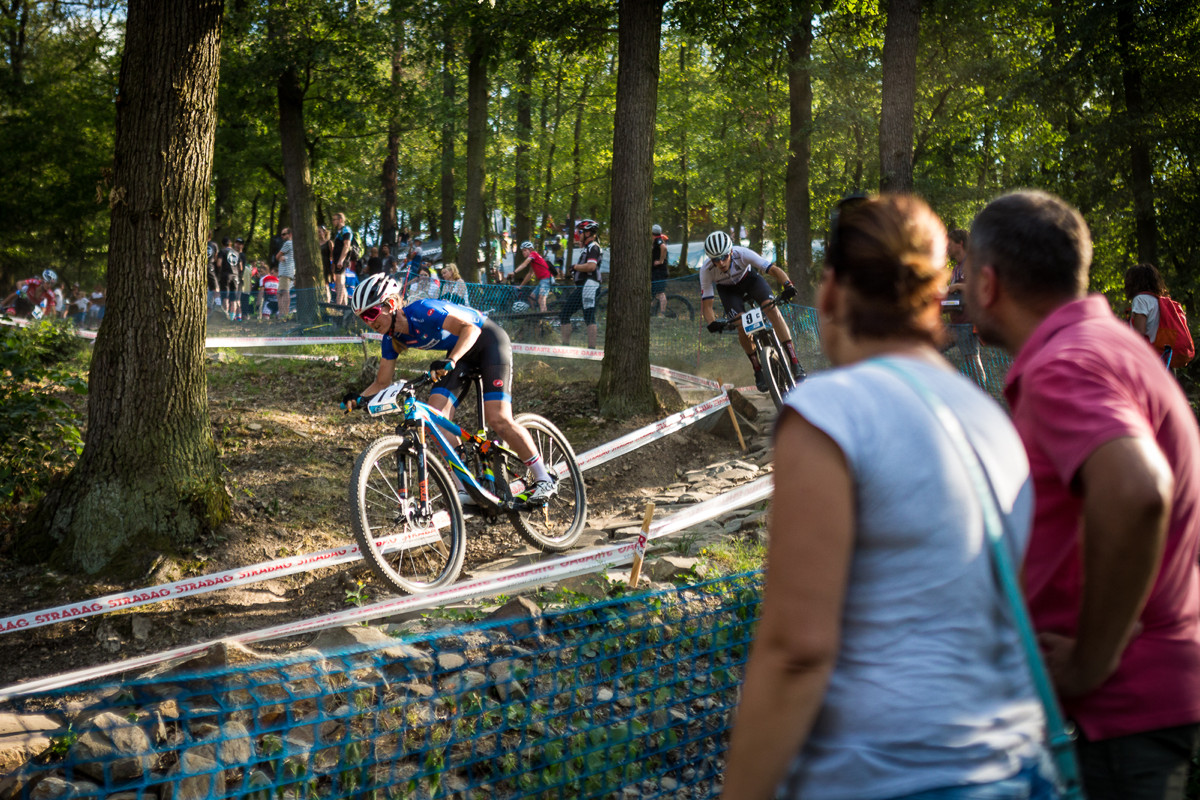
576, 219, 599, 235
704, 231, 733, 260
520, 241, 534, 251
42, 269, 58, 284
351, 273, 400, 315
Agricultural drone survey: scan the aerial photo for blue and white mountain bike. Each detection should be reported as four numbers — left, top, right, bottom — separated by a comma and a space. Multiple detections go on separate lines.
348, 372, 587, 595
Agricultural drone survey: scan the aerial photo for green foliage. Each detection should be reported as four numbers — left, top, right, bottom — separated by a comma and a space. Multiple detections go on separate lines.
0, 322, 88, 516
47, 724, 79, 760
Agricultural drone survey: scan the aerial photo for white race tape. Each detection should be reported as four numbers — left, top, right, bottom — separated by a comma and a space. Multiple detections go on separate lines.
575, 394, 729, 470
206, 336, 362, 348
512, 342, 603, 361
0, 476, 771, 701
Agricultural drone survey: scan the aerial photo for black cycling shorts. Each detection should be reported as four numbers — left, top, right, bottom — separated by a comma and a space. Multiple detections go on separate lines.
716, 270, 772, 317
558, 281, 599, 327
651, 267, 669, 295
431, 319, 514, 407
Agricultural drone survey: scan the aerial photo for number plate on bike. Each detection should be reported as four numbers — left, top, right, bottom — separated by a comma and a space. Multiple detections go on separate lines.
367, 382, 404, 416
740, 307, 767, 333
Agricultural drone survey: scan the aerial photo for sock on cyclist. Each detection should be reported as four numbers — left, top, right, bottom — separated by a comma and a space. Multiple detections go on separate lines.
525, 454, 553, 484
747, 352, 762, 372
783, 340, 800, 365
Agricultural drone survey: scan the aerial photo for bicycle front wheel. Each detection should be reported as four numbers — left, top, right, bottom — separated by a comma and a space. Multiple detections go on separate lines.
757, 337, 795, 411
350, 435, 466, 595
509, 414, 588, 551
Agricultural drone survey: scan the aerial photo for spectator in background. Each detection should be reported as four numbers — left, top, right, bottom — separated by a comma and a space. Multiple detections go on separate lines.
258, 261, 279, 318
651, 224, 669, 317
965, 190, 1200, 799
365, 246, 384, 276
330, 212, 353, 306
275, 227, 295, 319
68, 284, 89, 325
403, 238, 424, 291
723, 194, 1050, 800
440, 263, 469, 307
232, 237, 248, 321
216, 237, 241, 319
1124, 262, 1166, 345
380, 244, 396, 276
514, 241, 553, 312
89, 284, 105, 325
207, 231, 219, 309
943, 228, 988, 387
240, 250, 257, 320
318, 225, 333, 303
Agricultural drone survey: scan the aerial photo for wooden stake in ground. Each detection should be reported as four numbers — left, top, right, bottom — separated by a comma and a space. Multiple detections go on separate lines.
720, 376, 746, 451
628, 502, 656, 588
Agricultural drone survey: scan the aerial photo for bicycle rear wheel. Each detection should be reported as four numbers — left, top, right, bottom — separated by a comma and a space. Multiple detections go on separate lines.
757, 337, 795, 412
508, 413, 588, 551
350, 435, 466, 594
662, 295, 695, 321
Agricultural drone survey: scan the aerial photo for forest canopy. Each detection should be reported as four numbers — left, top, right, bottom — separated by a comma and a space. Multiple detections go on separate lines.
1, 0, 1197, 304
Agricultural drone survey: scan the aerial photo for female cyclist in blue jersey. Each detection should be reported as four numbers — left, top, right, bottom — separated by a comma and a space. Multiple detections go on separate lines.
342, 274, 557, 505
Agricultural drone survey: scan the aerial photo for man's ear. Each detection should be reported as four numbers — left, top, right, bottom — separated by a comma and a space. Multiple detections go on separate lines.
975, 264, 999, 309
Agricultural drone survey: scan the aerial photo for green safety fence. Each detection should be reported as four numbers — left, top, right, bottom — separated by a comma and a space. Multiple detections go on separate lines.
210, 277, 1010, 398
3, 574, 761, 799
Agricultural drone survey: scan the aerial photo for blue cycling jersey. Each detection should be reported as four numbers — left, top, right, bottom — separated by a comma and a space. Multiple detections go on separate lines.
381, 298, 486, 359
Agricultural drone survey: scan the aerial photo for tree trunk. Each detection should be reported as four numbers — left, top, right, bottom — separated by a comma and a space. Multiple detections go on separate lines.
598, 0, 663, 417
786, 2, 814, 302
19, 0, 229, 577
380, 16, 404, 248
513, 52, 534, 247
539, 68, 566, 238
879, 0, 920, 193
277, 61, 321, 322
677, 41, 689, 275
439, 31, 458, 264
1115, 1, 1157, 265
457, 40, 489, 282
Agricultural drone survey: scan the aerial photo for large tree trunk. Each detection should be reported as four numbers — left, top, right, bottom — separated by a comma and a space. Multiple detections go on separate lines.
786, 2, 814, 302
539, 68, 566, 238
879, 0, 920, 193
677, 41, 689, 274
563, 83, 591, 248
278, 61, 321, 321
439, 31, 458, 264
598, 0, 663, 416
1115, 1, 1157, 265
457, 40, 489, 282
513, 52, 534, 248
19, 0, 228, 577
380, 15, 404, 248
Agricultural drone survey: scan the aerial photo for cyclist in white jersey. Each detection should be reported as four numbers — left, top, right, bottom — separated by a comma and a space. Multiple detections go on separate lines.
699, 231, 803, 392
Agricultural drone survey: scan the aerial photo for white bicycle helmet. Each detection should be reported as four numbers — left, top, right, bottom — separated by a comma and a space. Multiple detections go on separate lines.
351, 273, 400, 315
512, 300, 530, 313
704, 231, 733, 259
651, 224, 662, 236
520, 241, 534, 250
42, 269, 58, 284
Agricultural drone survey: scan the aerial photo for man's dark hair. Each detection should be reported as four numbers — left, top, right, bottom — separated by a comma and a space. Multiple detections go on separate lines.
948, 229, 969, 246
968, 190, 1090, 301
221, 237, 232, 246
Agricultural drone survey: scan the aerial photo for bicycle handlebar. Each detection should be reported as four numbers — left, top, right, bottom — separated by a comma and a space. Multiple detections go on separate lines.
708, 288, 794, 333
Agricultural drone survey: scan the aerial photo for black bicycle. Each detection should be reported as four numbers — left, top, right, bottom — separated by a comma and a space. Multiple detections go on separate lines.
346, 372, 587, 594
712, 289, 804, 410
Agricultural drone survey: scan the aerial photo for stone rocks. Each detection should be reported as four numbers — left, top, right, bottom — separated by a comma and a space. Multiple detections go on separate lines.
68, 710, 152, 784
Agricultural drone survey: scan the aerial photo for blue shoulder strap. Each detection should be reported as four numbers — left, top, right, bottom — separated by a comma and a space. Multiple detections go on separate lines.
874, 357, 1084, 799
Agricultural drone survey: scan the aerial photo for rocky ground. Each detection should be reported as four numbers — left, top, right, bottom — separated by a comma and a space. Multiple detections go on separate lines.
0, 352, 778, 702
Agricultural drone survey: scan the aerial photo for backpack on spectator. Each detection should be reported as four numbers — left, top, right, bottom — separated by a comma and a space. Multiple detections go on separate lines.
1151, 295, 1195, 366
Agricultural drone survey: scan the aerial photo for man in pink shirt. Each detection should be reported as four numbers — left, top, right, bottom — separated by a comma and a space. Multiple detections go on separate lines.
965, 189, 1200, 799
